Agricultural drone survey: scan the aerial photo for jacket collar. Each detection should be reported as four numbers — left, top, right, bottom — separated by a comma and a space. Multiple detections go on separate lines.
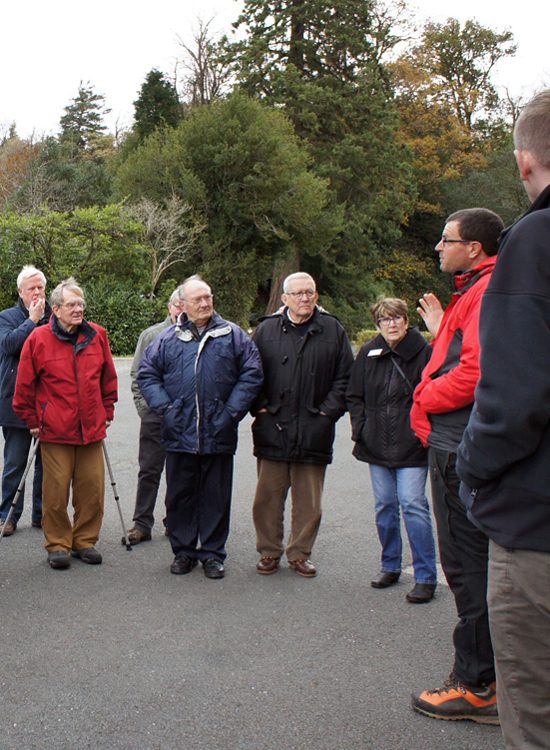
51, 315, 96, 352
17, 298, 51, 324
175, 311, 227, 340
452, 255, 497, 295
373, 327, 427, 361
499, 182, 550, 246
280, 306, 323, 334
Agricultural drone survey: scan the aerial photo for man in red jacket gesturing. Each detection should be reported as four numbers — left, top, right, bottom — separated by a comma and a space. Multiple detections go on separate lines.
409, 208, 504, 725
13, 277, 118, 570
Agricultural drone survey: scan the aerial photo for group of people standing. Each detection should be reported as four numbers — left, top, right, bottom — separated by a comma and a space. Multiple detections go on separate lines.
1, 88, 550, 750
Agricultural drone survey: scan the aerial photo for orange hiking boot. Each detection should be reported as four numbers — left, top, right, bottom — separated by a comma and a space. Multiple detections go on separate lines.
411, 675, 499, 725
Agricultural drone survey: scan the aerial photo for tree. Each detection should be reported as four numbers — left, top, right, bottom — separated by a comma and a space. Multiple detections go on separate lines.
11, 136, 114, 211
177, 19, 232, 107
398, 18, 516, 133
390, 16, 519, 299
125, 196, 206, 296
113, 92, 339, 324
222, 0, 416, 329
0, 134, 40, 208
59, 81, 112, 157
133, 69, 181, 141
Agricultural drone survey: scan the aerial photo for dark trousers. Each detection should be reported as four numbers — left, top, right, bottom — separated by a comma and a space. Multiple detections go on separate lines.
165, 452, 233, 562
0, 427, 42, 526
132, 413, 166, 532
428, 447, 494, 687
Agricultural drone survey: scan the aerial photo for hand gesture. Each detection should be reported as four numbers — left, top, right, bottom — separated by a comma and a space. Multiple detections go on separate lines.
417, 293, 444, 336
28, 297, 45, 324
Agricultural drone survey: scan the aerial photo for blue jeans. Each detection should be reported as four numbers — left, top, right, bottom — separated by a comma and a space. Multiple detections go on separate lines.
369, 464, 436, 584
0, 427, 42, 526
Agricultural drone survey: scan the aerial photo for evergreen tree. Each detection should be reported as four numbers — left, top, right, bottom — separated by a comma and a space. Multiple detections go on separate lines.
59, 82, 111, 156
223, 0, 416, 329
133, 69, 181, 141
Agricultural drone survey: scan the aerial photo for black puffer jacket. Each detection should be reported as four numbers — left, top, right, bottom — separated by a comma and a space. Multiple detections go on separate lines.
251, 308, 353, 465
347, 328, 431, 467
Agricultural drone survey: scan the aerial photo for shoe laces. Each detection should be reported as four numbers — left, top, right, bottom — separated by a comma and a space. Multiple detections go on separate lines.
426, 674, 462, 696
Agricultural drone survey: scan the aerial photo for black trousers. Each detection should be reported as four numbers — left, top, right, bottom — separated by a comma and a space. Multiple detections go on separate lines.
428, 447, 495, 687
132, 413, 166, 532
165, 452, 233, 562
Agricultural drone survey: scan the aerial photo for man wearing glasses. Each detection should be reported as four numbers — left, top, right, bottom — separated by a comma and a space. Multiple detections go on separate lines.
124, 289, 185, 545
410, 208, 504, 724
13, 277, 118, 570
251, 272, 353, 577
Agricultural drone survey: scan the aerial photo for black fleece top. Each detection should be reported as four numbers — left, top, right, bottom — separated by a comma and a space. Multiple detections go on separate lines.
457, 183, 550, 552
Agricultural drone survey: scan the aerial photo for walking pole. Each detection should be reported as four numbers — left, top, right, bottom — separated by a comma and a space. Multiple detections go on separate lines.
102, 441, 132, 551
0, 438, 40, 542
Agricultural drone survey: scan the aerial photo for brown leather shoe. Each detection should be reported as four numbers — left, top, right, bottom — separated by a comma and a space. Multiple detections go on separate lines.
289, 559, 317, 577
0, 520, 16, 537
123, 527, 152, 546
256, 556, 280, 575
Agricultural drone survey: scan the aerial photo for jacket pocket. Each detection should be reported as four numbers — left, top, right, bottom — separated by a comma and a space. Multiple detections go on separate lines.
252, 411, 286, 452
300, 412, 335, 457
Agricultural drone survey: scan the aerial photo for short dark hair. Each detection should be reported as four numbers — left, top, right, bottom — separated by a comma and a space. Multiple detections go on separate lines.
514, 89, 550, 169
446, 208, 504, 256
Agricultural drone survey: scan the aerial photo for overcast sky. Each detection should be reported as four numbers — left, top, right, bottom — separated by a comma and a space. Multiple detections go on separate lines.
1, 0, 548, 139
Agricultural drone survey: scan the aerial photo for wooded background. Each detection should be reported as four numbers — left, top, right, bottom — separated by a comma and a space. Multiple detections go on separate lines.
0, 1, 533, 352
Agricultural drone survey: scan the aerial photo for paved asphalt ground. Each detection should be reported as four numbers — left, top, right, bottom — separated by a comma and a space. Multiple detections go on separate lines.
0, 359, 504, 750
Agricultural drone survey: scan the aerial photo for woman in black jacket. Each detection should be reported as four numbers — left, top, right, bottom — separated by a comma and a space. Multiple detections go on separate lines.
347, 298, 437, 603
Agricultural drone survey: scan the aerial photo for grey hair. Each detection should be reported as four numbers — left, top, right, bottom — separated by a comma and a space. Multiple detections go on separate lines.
168, 289, 183, 305
17, 265, 46, 290
177, 274, 209, 300
50, 277, 85, 308
283, 272, 316, 294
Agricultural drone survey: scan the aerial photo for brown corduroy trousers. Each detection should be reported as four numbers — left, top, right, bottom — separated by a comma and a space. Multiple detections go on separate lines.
252, 458, 326, 561
40, 441, 105, 553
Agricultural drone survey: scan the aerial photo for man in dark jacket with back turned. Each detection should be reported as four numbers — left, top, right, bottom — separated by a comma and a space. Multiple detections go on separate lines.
0, 265, 50, 536
137, 275, 263, 580
251, 272, 353, 578
457, 89, 550, 749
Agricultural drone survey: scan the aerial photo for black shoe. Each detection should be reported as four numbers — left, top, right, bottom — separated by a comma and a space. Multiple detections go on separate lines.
48, 551, 71, 569
371, 570, 400, 588
170, 554, 198, 575
71, 547, 103, 565
203, 558, 225, 579
406, 583, 436, 603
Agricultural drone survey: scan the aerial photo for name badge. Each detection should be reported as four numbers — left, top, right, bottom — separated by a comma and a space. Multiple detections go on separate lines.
368, 349, 383, 357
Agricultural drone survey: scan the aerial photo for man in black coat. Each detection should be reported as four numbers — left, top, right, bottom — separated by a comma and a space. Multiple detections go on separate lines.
251, 272, 353, 577
457, 89, 550, 749
0, 265, 50, 536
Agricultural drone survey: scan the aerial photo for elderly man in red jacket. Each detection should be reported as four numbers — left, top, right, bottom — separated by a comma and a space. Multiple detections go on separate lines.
13, 277, 117, 570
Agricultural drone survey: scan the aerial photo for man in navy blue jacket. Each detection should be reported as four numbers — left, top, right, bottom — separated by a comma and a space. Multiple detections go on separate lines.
0, 265, 50, 535
137, 275, 263, 579
457, 89, 550, 749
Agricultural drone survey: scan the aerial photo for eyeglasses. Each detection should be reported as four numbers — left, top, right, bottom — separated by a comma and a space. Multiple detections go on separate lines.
60, 301, 85, 310
437, 236, 470, 246
377, 315, 404, 327
286, 290, 316, 299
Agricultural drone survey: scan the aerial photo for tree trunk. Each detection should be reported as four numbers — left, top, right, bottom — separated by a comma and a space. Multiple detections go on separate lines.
265, 251, 300, 315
